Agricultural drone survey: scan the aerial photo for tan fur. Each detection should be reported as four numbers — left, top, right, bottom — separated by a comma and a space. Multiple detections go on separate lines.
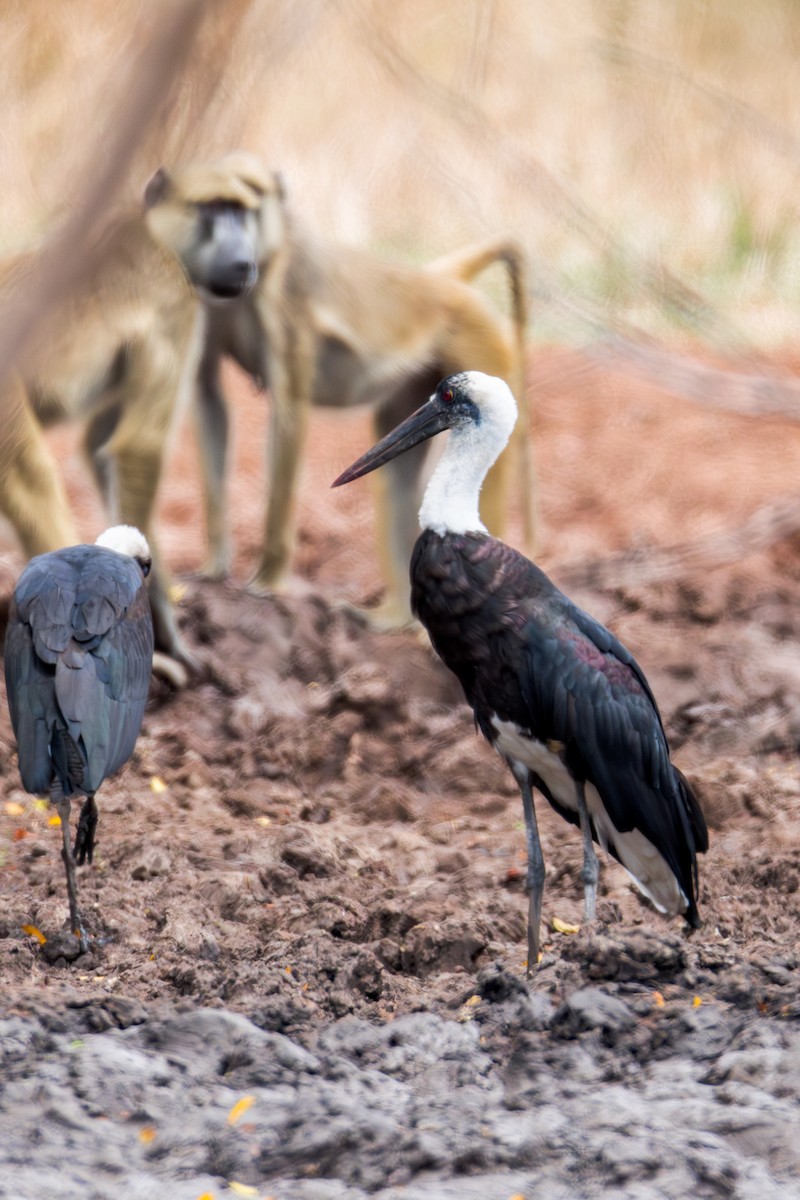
198, 164, 534, 625
0, 155, 264, 677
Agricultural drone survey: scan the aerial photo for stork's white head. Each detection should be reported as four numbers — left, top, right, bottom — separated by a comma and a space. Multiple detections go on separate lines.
331, 371, 519, 536
95, 526, 152, 576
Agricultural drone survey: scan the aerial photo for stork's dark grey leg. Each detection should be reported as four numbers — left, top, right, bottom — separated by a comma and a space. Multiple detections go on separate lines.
516, 768, 546, 975
52, 784, 89, 954
74, 794, 99, 866
575, 781, 599, 923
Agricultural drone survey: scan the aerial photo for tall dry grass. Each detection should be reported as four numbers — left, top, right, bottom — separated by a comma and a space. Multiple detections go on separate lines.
2, 0, 800, 347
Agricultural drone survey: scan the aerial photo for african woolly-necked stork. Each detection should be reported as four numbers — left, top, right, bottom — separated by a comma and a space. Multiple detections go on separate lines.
4, 526, 155, 952
333, 372, 708, 972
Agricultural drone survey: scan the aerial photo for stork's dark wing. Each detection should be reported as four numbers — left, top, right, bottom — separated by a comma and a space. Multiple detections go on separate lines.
4, 588, 59, 794
411, 530, 706, 915
4, 546, 154, 795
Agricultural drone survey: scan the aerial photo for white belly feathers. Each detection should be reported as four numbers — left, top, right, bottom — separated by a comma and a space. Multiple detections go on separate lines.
490, 715, 688, 917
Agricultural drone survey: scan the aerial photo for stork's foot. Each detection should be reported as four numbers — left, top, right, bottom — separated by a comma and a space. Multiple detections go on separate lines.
74, 795, 98, 866
40, 928, 87, 964
526, 886, 544, 978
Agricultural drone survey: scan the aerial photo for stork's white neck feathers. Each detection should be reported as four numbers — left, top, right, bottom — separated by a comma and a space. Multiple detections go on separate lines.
419, 373, 517, 535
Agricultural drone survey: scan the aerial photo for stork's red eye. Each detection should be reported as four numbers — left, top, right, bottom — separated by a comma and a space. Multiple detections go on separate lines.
443, 389, 454, 403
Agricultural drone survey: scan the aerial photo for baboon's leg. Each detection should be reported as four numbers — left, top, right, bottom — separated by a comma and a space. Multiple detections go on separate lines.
429, 245, 535, 554
83, 404, 123, 513
371, 371, 440, 626
439, 306, 523, 540
195, 339, 231, 578
251, 353, 312, 593
0, 376, 78, 556
100, 360, 194, 670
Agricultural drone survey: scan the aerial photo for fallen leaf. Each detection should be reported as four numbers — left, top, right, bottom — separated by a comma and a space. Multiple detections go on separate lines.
168, 583, 187, 603
465, 994, 481, 1007
228, 1184, 258, 1197
227, 1095, 255, 1126
551, 917, 580, 935
22, 924, 47, 945
254, 816, 271, 827
138, 1126, 157, 1144
692, 996, 703, 1007
48, 814, 62, 827
33, 799, 49, 812
196, 1194, 215, 1200
4, 801, 24, 816
150, 776, 168, 794
652, 991, 665, 1008
12, 828, 29, 840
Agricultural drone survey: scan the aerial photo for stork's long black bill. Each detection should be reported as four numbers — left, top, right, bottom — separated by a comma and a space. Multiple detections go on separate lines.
331, 398, 452, 487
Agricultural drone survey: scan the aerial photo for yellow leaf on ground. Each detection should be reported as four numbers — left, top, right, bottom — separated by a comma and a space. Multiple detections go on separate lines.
227, 1095, 255, 1125
551, 917, 580, 935
228, 1184, 258, 1197
48, 814, 62, 827
22, 924, 47, 945
138, 1125, 157, 1144
254, 817, 271, 827
692, 996, 703, 1007
196, 1194, 215, 1200
150, 776, 168, 794
652, 991, 665, 1007
4, 801, 24, 816
33, 799, 49, 811
465, 994, 481, 1007
168, 583, 187, 603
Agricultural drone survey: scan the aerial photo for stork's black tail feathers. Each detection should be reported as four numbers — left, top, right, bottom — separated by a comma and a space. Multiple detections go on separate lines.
676, 767, 709, 928
50, 725, 87, 797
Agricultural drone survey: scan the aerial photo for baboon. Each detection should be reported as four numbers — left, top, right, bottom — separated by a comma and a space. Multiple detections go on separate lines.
0, 156, 264, 681
197, 156, 533, 625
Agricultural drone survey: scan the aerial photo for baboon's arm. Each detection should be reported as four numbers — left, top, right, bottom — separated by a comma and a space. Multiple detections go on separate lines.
0, 376, 78, 557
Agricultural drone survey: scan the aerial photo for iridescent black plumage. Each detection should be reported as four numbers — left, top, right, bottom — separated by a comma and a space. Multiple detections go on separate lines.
333, 370, 708, 970
411, 528, 707, 926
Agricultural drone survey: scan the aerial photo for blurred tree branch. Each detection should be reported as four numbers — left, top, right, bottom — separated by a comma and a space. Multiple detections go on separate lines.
0, 0, 258, 393
347, 0, 736, 345
559, 495, 800, 591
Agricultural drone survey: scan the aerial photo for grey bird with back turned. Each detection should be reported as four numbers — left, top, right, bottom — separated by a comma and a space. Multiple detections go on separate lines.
4, 525, 155, 952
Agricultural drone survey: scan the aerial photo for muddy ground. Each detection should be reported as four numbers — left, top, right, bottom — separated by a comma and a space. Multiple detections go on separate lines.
1, 348, 799, 1199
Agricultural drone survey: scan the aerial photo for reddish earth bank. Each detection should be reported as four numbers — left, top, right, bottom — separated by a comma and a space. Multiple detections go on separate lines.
0, 347, 799, 1198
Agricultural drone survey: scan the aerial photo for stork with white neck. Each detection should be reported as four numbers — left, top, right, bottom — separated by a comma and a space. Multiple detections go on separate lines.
333, 371, 708, 973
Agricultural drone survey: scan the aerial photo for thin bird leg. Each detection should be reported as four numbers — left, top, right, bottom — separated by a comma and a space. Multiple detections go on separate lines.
575, 780, 599, 924
74, 794, 99, 865
51, 780, 89, 953
516, 769, 546, 976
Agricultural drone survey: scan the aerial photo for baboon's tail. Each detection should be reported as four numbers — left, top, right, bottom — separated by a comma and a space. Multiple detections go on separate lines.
429, 238, 535, 552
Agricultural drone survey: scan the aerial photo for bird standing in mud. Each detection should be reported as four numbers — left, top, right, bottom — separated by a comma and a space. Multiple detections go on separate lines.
333, 372, 708, 973
4, 526, 155, 953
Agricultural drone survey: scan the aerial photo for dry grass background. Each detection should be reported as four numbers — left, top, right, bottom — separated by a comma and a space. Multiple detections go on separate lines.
2, 0, 800, 350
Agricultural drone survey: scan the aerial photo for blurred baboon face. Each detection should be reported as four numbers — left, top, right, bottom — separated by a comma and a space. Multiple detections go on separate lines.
143, 163, 262, 301
182, 200, 260, 300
